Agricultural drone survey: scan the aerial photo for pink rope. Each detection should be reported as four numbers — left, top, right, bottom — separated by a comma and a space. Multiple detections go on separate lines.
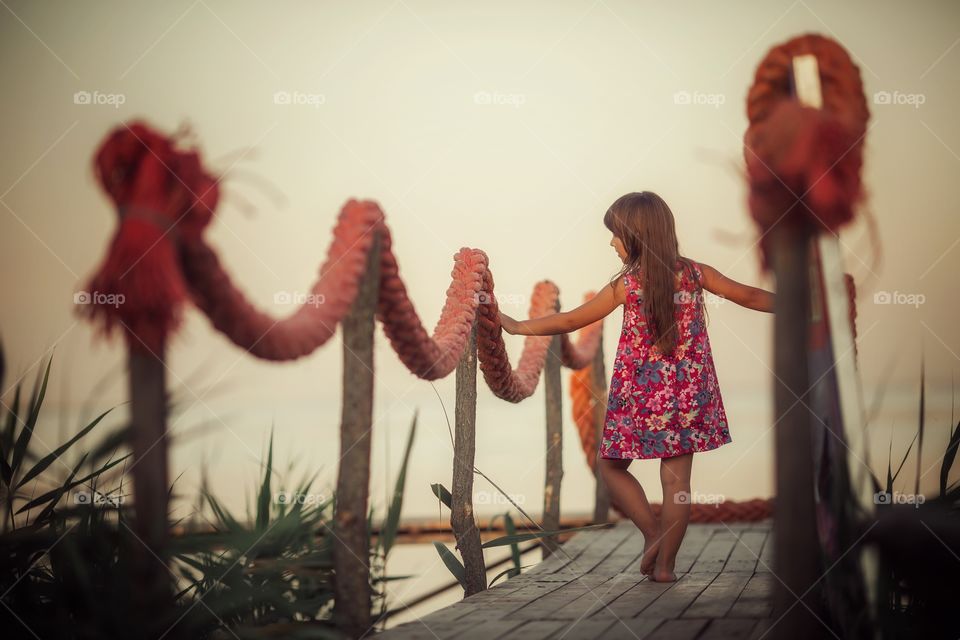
179, 198, 602, 401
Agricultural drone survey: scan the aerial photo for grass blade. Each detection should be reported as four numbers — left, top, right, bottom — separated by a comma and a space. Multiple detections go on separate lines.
11, 355, 52, 475
381, 410, 417, 556
430, 483, 452, 509
256, 427, 274, 531
17, 407, 114, 488
432, 541, 466, 589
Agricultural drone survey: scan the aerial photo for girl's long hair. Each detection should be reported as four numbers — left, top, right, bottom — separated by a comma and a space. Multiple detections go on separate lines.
604, 191, 702, 358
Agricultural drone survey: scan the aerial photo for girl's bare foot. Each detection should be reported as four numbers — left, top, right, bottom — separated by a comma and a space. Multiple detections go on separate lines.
640, 527, 661, 575
650, 568, 677, 582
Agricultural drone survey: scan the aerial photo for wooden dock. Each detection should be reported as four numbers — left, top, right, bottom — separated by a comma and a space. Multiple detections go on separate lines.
381, 519, 776, 639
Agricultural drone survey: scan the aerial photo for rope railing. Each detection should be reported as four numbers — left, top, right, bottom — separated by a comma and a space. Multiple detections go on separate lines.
78, 120, 604, 637
83, 123, 600, 396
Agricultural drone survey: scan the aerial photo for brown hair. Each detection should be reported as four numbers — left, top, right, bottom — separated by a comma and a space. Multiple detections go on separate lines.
604, 191, 702, 358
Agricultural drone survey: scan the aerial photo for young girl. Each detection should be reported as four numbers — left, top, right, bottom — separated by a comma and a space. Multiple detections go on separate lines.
498, 191, 775, 583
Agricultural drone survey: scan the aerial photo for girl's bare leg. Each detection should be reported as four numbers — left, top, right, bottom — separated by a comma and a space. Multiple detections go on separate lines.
597, 455, 661, 574
652, 452, 694, 582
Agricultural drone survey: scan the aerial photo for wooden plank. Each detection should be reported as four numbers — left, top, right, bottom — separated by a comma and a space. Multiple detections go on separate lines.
380, 523, 774, 639
596, 616, 665, 640
683, 572, 752, 619
757, 530, 774, 572
526, 525, 619, 576
699, 618, 763, 639
552, 617, 617, 638
646, 618, 710, 639
673, 527, 716, 574
636, 573, 719, 618
506, 575, 612, 619
689, 530, 737, 574
748, 619, 776, 639
598, 579, 675, 619
729, 574, 775, 619
507, 620, 568, 639
725, 530, 768, 573
554, 572, 644, 620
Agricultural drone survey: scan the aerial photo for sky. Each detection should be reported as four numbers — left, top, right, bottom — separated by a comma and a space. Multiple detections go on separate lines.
1, 0, 958, 523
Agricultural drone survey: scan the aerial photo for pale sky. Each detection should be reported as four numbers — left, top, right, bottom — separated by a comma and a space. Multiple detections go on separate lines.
1, 0, 958, 521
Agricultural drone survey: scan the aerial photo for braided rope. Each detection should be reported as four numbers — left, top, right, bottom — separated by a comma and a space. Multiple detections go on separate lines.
82, 123, 604, 400
181, 199, 602, 400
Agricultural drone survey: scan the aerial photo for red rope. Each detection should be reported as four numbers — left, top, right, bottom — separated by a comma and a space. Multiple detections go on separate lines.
81, 121, 602, 402
744, 34, 870, 271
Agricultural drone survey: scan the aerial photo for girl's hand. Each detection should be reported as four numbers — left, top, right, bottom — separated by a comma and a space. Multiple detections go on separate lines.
498, 311, 519, 335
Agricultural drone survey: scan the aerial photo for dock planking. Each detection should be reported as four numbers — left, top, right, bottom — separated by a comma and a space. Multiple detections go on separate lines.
381, 520, 775, 639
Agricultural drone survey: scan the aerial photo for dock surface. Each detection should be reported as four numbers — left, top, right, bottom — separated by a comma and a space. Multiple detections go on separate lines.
381, 519, 776, 639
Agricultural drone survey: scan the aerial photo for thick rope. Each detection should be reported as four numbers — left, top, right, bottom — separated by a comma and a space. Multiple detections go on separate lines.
744, 34, 869, 271
82, 121, 602, 403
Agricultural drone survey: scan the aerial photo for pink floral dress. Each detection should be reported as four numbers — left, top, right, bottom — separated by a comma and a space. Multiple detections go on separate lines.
599, 260, 732, 460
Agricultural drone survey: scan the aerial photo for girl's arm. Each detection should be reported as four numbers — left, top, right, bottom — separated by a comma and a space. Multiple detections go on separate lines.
499, 277, 624, 336
698, 262, 775, 313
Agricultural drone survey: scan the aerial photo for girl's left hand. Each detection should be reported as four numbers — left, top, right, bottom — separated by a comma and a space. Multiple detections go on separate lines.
498, 311, 518, 335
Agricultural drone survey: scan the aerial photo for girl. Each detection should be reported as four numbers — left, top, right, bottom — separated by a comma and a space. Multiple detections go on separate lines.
498, 191, 775, 583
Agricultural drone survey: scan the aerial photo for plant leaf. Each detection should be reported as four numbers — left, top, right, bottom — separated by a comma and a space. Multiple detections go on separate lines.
257, 427, 274, 531
17, 407, 114, 488
430, 483, 452, 509
11, 355, 52, 475
432, 541, 466, 589
381, 410, 417, 556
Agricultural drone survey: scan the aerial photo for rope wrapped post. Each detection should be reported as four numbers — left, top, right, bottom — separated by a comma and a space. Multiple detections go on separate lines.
541, 322, 563, 559
589, 327, 610, 524
333, 228, 381, 638
452, 317, 486, 595
744, 34, 870, 636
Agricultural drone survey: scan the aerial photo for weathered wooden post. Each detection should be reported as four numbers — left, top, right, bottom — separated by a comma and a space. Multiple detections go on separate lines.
334, 229, 381, 638
451, 317, 486, 595
128, 345, 172, 630
542, 327, 563, 558
589, 327, 610, 523
768, 52, 827, 639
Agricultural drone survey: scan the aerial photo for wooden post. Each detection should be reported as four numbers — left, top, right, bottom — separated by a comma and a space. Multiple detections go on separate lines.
451, 318, 486, 596
770, 222, 824, 638
542, 332, 563, 558
334, 229, 381, 638
128, 346, 172, 632
589, 327, 611, 523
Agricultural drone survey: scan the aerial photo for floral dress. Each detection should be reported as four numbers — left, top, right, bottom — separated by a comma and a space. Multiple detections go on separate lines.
599, 260, 732, 460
